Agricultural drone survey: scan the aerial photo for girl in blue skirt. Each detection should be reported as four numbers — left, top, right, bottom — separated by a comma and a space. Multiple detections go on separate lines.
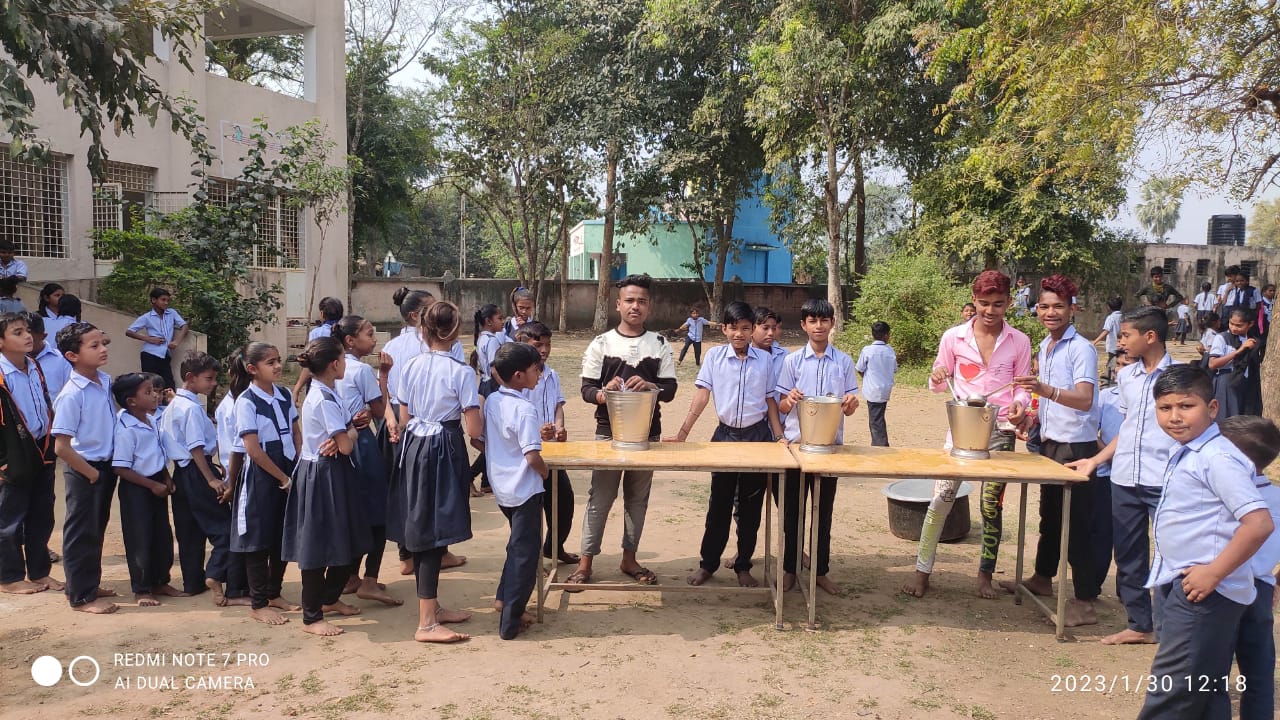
282, 337, 371, 636
229, 342, 301, 626
332, 315, 401, 606
390, 301, 481, 643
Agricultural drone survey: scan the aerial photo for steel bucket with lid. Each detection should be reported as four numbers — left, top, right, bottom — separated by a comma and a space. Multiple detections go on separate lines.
798, 395, 843, 453
945, 400, 1000, 459
604, 389, 659, 450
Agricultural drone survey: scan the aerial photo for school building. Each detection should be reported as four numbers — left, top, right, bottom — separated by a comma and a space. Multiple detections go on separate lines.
568, 180, 793, 285
0, 0, 347, 371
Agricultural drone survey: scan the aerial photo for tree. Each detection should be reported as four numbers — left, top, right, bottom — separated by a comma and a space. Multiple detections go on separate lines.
0, 0, 216, 176
205, 35, 304, 95
1135, 177, 1183, 243
1247, 197, 1280, 250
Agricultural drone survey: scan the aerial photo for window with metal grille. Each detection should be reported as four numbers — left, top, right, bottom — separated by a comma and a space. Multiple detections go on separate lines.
203, 179, 301, 269
0, 146, 68, 258
1162, 258, 1178, 275
1195, 259, 1210, 276
92, 162, 157, 259
1240, 260, 1259, 279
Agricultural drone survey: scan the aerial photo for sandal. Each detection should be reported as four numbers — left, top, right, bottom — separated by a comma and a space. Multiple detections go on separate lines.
621, 566, 658, 585
563, 571, 590, 593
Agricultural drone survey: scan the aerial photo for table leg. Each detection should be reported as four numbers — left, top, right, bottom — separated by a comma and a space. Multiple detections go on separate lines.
1014, 483, 1027, 606
1055, 484, 1072, 642
768, 472, 783, 630
807, 474, 820, 631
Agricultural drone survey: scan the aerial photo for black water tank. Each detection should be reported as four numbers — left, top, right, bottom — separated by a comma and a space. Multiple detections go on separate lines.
1207, 214, 1245, 246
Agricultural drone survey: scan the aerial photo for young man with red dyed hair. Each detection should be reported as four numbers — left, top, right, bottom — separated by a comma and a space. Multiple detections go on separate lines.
904, 270, 1032, 599
1011, 275, 1105, 627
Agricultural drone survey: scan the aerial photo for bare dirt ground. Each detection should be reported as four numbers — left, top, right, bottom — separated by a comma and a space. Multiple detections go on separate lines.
0, 330, 1269, 720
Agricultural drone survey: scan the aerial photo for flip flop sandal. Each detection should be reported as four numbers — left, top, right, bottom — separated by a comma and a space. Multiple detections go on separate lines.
564, 571, 590, 593
622, 566, 658, 585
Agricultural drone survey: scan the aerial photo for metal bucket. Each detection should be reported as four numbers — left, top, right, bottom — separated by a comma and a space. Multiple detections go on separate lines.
798, 395, 843, 453
882, 479, 973, 542
605, 389, 659, 450
945, 401, 999, 459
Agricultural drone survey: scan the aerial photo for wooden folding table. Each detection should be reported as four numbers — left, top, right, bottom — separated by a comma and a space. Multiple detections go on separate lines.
537, 441, 799, 628
788, 445, 1087, 640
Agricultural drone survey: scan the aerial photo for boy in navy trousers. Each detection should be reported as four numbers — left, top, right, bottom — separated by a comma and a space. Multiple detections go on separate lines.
667, 302, 783, 588
855, 321, 897, 447
1135, 365, 1273, 719
52, 322, 119, 614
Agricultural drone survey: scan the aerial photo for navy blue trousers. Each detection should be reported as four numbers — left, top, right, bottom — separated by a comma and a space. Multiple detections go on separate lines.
497, 494, 542, 640
699, 420, 770, 574
0, 456, 55, 584
1237, 579, 1275, 720
62, 462, 117, 606
118, 471, 174, 594
1112, 483, 1164, 635
171, 460, 246, 597
1137, 583, 1245, 720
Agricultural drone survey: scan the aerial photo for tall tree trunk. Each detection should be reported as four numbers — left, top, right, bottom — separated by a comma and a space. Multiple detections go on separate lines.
853, 150, 867, 281
1263, 325, 1279, 425
558, 183, 570, 333
712, 206, 735, 321
593, 143, 619, 332
825, 140, 843, 332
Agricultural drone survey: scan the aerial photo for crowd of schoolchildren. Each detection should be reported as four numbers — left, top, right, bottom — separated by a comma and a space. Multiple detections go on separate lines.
0, 263, 1277, 716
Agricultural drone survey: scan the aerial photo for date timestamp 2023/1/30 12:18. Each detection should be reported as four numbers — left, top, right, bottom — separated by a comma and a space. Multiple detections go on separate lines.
1050, 674, 1247, 694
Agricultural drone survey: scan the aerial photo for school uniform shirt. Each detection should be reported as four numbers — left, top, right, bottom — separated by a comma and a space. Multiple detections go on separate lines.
307, 321, 336, 343
1208, 332, 1232, 370
32, 341, 70, 399
1194, 291, 1217, 312
383, 328, 466, 405
214, 393, 237, 469
684, 317, 711, 342
397, 351, 479, 438
112, 410, 166, 477
1250, 480, 1280, 587
43, 315, 74, 344
524, 366, 564, 426
1094, 385, 1123, 477
776, 343, 859, 444
336, 353, 381, 420
299, 382, 350, 462
1217, 281, 1234, 306
1147, 423, 1268, 605
128, 308, 187, 358
482, 386, 543, 508
160, 389, 217, 467
42, 306, 57, 321
695, 344, 772, 428
1110, 353, 1178, 488
0, 354, 50, 440
580, 328, 678, 438
476, 331, 503, 377
1175, 304, 1191, 322
855, 341, 898, 404
765, 343, 788, 401
928, 319, 1032, 423
1101, 311, 1122, 354
1037, 326, 1098, 444
0, 258, 28, 279
234, 384, 299, 461
51, 370, 114, 462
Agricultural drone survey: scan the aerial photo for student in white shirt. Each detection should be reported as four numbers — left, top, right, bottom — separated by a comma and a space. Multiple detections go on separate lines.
1092, 296, 1124, 384
855, 321, 898, 447
125, 287, 188, 390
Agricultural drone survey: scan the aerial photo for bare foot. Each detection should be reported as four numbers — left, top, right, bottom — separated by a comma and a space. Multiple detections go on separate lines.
135, 593, 160, 607
686, 568, 713, 586
975, 572, 998, 600
520, 612, 535, 630
356, 578, 403, 606
302, 620, 345, 636
342, 576, 360, 594
435, 607, 472, 624
469, 483, 483, 498
322, 601, 362, 616
1100, 628, 1156, 645
782, 573, 797, 592
723, 555, 738, 570
1063, 599, 1098, 628
400, 559, 413, 575
441, 552, 467, 570
901, 571, 930, 598
73, 598, 119, 614
95, 586, 118, 598
415, 623, 469, 643
206, 578, 227, 606
815, 575, 840, 595
0, 580, 47, 594
152, 584, 190, 598
736, 570, 760, 587
249, 607, 289, 625
269, 596, 301, 611
999, 574, 1052, 596
33, 576, 64, 591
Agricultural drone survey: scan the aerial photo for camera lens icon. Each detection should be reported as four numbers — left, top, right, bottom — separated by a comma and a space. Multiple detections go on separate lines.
31, 655, 100, 687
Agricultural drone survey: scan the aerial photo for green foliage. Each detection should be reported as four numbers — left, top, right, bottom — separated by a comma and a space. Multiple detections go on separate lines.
840, 251, 970, 366
206, 35, 303, 94
1247, 198, 1280, 250
1135, 178, 1184, 243
0, 0, 217, 176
